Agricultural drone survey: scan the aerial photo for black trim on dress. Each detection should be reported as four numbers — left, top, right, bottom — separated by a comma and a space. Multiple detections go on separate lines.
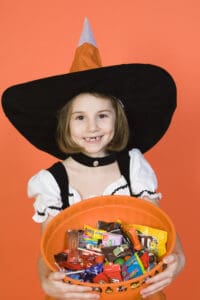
47, 162, 70, 209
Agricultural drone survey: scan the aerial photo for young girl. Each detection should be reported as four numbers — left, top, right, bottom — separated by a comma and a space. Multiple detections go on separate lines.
26, 92, 185, 300
2, 18, 185, 300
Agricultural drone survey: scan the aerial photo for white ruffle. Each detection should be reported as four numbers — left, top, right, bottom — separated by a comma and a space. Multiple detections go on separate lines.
129, 149, 161, 200
27, 148, 161, 223
27, 170, 63, 223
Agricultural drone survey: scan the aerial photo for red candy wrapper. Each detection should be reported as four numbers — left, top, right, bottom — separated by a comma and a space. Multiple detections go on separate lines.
103, 263, 122, 282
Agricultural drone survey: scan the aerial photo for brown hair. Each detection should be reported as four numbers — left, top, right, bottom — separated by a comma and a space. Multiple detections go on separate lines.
56, 92, 130, 154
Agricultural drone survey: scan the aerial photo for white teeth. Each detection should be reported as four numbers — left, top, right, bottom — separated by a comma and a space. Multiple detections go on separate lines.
85, 136, 101, 142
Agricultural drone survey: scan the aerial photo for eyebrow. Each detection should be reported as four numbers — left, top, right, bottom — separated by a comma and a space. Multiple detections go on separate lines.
71, 109, 112, 115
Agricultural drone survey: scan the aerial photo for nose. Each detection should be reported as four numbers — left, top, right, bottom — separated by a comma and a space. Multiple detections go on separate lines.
87, 118, 98, 132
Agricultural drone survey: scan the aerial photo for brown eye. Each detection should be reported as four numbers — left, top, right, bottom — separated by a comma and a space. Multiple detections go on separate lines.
75, 115, 84, 120
99, 113, 108, 119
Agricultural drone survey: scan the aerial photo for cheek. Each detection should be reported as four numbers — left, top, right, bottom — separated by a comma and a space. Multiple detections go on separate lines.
103, 122, 115, 139
101, 117, 115, 129
70, 122, 83, 137
69, 122, 76, 137
70, 128, 78, 137
109, 119, 116, 133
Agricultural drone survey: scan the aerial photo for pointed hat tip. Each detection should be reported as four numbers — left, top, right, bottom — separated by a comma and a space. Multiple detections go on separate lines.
78, 17, 97, 47
83, 16, 89, 23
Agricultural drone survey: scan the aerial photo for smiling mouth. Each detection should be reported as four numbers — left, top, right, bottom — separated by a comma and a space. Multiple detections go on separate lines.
84, 136, 102, 142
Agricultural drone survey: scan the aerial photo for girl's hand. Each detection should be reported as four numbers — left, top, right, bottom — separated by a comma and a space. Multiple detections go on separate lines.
140, 252, 185, 298
42, 271, 100, 300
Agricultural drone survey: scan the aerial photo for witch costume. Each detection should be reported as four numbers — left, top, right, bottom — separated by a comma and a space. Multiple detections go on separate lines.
1, 18, 176, 300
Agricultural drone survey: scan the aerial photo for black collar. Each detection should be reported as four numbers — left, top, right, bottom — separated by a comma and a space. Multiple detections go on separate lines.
70, 152, 117, 167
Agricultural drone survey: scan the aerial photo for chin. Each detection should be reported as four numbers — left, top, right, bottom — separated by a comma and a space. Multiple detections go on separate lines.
83, 149, 106, 157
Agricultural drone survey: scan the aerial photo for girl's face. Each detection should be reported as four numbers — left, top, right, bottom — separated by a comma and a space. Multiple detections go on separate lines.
69, 93, 116, 157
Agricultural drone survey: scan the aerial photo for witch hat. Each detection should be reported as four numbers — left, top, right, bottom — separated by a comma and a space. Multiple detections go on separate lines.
2, 18, 176, 159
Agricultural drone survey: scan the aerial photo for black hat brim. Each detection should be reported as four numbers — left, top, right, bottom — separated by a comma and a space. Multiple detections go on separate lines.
2, 64, 176, 159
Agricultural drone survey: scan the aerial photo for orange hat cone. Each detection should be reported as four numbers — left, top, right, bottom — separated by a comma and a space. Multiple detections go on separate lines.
70, 17, 102, 72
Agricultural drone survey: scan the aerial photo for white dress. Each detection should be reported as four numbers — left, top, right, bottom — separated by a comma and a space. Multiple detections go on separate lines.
27, 149, 161, 223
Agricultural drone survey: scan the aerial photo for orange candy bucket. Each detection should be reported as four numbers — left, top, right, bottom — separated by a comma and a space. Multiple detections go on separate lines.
41, 195, 176, 300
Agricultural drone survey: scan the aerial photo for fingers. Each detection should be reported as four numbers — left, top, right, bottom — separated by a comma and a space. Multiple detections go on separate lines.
163, 253, 177, 265
58, 291, 100, 300
48, 271, 66, 281
48, 272, 96, 292
46, 272, 100, 299
58, 284, 96, 294
140, 275, 170, 298
140, 254, 179, 298
55, 285, 100, 300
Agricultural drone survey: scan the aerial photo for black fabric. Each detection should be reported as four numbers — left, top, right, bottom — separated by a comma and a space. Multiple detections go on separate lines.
2, 64, 177, 159
47, 162, 69, 209
117, 151, 133, 195
71, 152, 117, 167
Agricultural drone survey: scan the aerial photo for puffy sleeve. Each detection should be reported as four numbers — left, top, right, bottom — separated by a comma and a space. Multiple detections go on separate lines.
27, 169, 63, 223
129, 149, 162, 200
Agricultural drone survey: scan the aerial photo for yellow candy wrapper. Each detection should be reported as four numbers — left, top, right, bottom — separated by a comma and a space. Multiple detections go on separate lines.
134, 224, 167, 257
125, 224, 168, 257
84, 225, 106, 240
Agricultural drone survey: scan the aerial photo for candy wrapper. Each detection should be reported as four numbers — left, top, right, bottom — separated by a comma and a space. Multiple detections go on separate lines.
66, 230, 80, 263
121, 253, 145, 280
54, 220, 169, 284
84, 225, 106, 240
122, 226, 143, 251
54, 251, 68, 270
101, 244, 133, 262
103, 263, 122, 282
97, 220, 122, 234
133, 224, 167, 257
102, 232, 123, 247
83, 263, 104, 282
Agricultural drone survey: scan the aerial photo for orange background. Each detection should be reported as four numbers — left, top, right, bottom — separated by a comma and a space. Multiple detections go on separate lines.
0, 1, 199, 299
